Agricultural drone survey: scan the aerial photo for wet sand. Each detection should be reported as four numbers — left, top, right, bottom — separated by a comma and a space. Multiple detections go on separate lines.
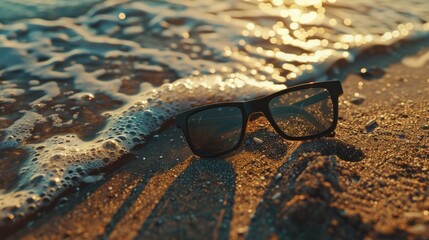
4, 55, 429, 239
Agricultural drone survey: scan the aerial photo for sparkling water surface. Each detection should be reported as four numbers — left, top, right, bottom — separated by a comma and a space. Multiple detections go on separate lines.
1, 0, 429, 226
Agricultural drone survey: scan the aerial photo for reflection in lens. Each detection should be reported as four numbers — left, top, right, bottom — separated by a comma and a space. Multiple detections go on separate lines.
269, 88, 334, 137
187, 106, 243, 155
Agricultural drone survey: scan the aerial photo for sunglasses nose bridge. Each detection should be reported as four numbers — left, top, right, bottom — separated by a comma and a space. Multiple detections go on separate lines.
244, 99, 266, 115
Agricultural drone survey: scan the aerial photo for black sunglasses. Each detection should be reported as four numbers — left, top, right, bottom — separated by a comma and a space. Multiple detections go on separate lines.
176, 81, 343, 157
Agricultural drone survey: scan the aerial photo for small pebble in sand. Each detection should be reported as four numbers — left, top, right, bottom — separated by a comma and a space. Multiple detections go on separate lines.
350, 95, 366, 105
365, 118, 378, 132
237, 226, 249, 235
274, 173, 282, 180
272, 192, 281, 202
253, 137, 263, 144
397, 77, 409, 82
404, 212, 422, 218
59, 197, 68, 204
82, 174, 104, 183
407, 224, 427, 235
108, 186, 113, 191
155, 219, 163, 226
359, 67, 385, 80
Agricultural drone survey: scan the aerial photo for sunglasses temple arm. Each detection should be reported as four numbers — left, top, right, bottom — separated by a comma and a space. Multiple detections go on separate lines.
271, 106, 326, 129
290, 91, 330, 108
290, 90, 337, 136
325, 131, 336, 137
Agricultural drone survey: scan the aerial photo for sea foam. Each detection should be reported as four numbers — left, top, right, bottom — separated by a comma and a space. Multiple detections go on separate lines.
1, 0, 429, 226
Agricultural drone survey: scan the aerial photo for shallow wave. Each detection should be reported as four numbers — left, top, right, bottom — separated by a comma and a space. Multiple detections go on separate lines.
1, 0, 429, 226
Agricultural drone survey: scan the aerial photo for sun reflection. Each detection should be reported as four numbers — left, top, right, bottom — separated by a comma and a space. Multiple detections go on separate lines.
300, 11, 318, 23
272, 0, 284, 6
118, 12, 126, 20
290, 22, 299, 30
246, 22, 255, 31
295, 0, 323, 7
343, 18, 352, 26
223, 0, 428, 82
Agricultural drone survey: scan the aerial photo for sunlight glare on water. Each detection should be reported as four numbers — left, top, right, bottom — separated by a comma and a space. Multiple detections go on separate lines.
0, 0, 429, 227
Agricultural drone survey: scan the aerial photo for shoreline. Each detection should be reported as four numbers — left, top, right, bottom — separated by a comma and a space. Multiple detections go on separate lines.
5, 53, 429, 239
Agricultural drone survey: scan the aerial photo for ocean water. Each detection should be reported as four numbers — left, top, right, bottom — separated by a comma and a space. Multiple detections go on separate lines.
1, 0, 429, 228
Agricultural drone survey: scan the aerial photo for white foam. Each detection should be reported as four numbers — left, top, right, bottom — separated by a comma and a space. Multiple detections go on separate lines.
0, 84, 25, 104
1, 111, 46, 149
1, 0, 429, 225
65, 65, 129, 101
29, 81, 60, 105
402, 49, 429, 68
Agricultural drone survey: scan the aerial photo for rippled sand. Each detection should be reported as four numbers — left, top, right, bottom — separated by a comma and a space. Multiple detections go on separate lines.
1, 0, 429, 235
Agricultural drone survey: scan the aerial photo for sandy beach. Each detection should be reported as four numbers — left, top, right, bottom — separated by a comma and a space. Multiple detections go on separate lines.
2, 45, 428, 239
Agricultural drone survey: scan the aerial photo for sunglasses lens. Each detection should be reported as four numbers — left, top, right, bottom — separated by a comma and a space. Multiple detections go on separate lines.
269, 87, 334, 138
187, 106, 243, 155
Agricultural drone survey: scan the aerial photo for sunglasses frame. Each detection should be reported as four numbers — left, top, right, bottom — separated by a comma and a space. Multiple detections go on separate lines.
176, 81, 343, 157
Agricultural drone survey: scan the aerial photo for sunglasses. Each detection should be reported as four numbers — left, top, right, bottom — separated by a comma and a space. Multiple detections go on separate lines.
176, 81, 343, 157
